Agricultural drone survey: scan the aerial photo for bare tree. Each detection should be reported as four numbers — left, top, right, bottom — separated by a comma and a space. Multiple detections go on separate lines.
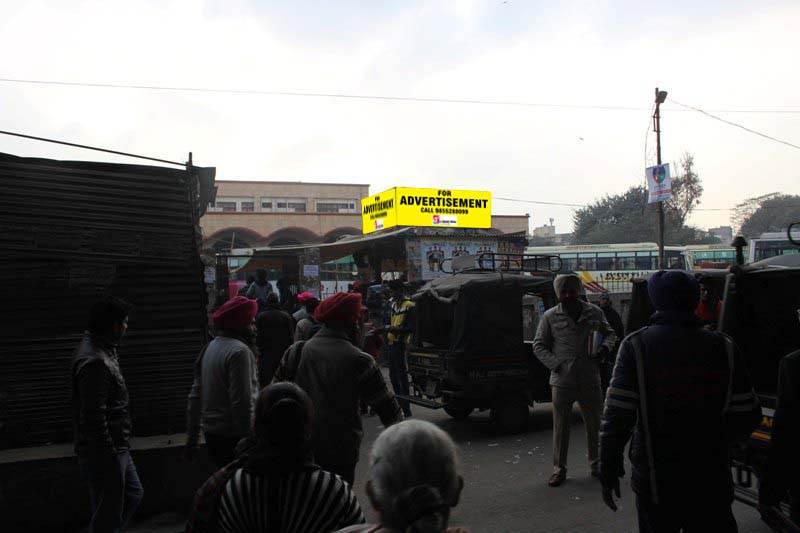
665, 152, 703, 226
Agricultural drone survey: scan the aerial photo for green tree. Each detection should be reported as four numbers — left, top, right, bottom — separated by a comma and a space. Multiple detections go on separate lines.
573, 185, 717, 245
739, 194, 800, 238
573, 152, 713, 245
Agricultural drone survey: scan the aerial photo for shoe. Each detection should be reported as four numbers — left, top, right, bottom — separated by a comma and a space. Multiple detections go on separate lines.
548, 471, 566, 487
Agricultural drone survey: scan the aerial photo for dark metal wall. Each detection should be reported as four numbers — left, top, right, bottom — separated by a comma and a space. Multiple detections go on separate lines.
0, 152, 214, 449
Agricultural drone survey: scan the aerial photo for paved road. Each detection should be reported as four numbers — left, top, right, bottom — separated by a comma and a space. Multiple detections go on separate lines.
130, 401, 772, 532
349, 402, 772, 533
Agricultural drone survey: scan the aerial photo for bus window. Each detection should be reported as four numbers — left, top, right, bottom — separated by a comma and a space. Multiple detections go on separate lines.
617, 254, 636, 270
578, 253, 597, 270
635, 254, 654, 270
597, 256, 614, 270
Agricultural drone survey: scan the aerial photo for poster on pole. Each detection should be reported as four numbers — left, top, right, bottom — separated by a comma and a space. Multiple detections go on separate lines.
646, 163, 672, 203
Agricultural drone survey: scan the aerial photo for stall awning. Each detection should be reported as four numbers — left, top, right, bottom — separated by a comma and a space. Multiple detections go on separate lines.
228, 227, 413, 263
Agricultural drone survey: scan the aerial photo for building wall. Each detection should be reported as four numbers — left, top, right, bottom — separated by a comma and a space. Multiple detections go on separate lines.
491, 215, 529, 235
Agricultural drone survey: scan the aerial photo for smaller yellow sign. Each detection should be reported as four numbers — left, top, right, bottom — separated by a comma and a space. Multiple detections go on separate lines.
361, 187, 492, 234
361, 188, 398, 234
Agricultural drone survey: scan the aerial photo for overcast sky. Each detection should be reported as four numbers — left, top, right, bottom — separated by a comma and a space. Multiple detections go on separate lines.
2, 0, 798, 232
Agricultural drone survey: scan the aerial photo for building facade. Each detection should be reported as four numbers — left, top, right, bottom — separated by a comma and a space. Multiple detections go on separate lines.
709, 225, 734, 244
201, 180, 530, 251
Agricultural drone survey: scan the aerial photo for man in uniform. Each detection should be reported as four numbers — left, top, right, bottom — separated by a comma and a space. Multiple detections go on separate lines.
533, 274, 617, 487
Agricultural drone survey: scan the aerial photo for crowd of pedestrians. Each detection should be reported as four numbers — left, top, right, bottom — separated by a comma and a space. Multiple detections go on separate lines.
69, 269, 798, 532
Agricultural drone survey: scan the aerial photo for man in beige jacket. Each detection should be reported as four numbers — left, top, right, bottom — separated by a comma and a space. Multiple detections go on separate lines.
533, 274, 617, 487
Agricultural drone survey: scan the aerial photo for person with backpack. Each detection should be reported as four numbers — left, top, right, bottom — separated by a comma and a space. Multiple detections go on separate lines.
273, 291, 403, 484
600, 270, 761, 532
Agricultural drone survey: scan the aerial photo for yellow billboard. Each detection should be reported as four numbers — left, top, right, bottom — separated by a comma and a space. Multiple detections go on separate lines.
361, 187, 492, 234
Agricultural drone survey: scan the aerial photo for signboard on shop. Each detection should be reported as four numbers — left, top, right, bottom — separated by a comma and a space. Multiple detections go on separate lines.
361, 187, 492, 234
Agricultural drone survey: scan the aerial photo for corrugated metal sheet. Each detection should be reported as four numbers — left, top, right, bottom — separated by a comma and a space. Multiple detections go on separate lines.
0, 152, 214, 449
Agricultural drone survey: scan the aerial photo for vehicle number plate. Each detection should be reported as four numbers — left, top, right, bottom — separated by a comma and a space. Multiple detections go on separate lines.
425, 380, 438, 396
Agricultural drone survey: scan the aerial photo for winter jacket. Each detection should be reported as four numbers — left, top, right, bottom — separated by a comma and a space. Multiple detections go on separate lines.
71, 333, 132, 457
186, 335, 259, 444
273, 326, 402, 468
246, 280, 274, 301
600, 311, 761, 504
760, 349, 800, 507
533, 300, 618, 387
293, 317, 321, 342
601, 305, 624, 353
292, 307, 309, 323
255, 307, 294, 385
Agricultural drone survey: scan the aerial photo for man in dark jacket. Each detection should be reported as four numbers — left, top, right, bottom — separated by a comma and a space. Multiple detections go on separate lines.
72, 296, 143, 533
255, 293, 294, 386
273, 292, 403, 484
600, 270, 761, 532
598, 292, 625, 391
759, 307, 800, 526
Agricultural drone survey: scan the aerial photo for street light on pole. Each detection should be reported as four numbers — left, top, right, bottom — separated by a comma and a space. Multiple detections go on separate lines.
653, 87, 668, 269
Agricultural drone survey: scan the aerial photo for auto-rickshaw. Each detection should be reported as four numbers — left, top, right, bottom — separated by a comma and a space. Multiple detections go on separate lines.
401, 254, 560, 432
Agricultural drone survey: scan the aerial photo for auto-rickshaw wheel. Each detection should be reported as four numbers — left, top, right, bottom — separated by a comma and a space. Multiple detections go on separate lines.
490, 393, 529, 433
444, 401, 474, 420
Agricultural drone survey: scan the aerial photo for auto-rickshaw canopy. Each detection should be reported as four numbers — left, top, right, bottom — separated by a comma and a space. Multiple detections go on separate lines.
412, 272, 556, 357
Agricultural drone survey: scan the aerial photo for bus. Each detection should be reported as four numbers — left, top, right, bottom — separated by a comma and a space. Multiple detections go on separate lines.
748, 231, 800, 263
684, 244, 739, 270
526, 242, 686, 293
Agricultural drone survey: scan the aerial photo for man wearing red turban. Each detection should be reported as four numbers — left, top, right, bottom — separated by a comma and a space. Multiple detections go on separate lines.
274, 291, 402, 484
186, 296, 260, 467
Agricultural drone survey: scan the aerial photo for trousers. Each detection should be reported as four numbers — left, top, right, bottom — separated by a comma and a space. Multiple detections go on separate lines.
79, 451, 144, 533
388, 342, 412, 417
551, 383, 603, 474
636, 494, 737, 533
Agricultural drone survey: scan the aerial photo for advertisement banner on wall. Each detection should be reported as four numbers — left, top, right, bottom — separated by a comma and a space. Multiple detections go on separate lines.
420, 240, 499, 279
361, 187, 492, 234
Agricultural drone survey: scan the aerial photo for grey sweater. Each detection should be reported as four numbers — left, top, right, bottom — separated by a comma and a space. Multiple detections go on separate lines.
186, 336, 259, 444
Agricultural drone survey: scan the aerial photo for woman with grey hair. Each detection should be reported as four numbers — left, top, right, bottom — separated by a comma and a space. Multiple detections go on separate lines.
337, 419, 467, 533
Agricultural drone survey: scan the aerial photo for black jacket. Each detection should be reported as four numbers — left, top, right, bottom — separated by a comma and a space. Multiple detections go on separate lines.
255, 307, 295, 386
760, 349, 800, 506
601, 305, 624, 353
71, 333, 132, 457
600, 311, 761, 503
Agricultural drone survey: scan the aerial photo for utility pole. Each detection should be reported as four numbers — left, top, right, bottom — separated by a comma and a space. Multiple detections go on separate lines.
653, 88, 668, 269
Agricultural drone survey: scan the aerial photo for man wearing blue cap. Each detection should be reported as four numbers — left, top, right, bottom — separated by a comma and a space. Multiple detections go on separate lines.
599, 270, 761, 532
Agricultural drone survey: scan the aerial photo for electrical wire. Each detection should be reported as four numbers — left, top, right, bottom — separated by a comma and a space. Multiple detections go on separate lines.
2, 77, 800, 114
494, 196, 585, 207
0, 129, 186, 166
669, 97, 800, 151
